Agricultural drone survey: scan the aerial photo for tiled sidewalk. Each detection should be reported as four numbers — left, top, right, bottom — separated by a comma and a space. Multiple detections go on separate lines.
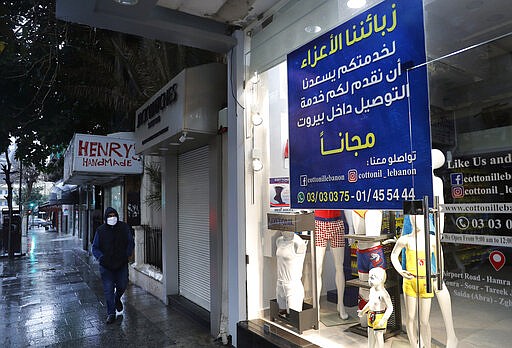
0, 228, 222, 347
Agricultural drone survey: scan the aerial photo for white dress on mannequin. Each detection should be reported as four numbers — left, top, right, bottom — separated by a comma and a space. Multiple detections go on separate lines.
276, 231, 307, 313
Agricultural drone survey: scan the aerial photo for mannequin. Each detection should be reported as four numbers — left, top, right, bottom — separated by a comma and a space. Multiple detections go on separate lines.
314, 210, 348, 319
346, 210, 385, 327
357, 267, 393, 348
401, 149, 458, 347
276, 231, 308, 313
391, 214, 436, 348
431, 149, 458, 348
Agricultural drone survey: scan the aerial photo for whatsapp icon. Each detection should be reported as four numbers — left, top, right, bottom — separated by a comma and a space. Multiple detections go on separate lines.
297, 191, 305, 203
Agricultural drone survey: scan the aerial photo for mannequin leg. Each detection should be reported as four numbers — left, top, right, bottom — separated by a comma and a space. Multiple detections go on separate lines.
332, 247, 348, 319
435, 283, 458, 348
419, 298, 432, 348
404, 295, 419, 348
375, 330, 385, 348
287, 281, 305, 312
344, 210, 354, 235
367, 328, 375, 348
358, 271, 369, 327
316, 246, 326, 303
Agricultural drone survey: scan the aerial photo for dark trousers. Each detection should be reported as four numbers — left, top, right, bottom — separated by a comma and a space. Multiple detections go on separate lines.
99, 264, 129, 315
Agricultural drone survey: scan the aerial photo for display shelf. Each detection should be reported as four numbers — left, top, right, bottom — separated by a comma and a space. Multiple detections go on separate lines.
349, 234, 393, 242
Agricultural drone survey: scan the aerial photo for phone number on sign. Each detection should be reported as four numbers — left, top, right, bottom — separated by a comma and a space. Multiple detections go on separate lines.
303, 188, 416, 203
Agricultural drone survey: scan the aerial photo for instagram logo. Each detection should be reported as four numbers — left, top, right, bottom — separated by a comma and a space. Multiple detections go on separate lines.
348, 169, 358, 183
451, 186, 464, 198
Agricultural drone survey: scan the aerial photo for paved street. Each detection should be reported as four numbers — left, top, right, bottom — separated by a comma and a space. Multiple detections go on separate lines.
0, 227, 222, 347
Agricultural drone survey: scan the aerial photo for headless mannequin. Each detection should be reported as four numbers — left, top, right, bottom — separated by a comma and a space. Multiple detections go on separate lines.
431, 149, 458, 348
391, 214, 436, 348
314, 210, 348, 319
400, 149, 458, 347
276, 231, 308, 313
358, 267, 393, 348
346, 210, 384, 327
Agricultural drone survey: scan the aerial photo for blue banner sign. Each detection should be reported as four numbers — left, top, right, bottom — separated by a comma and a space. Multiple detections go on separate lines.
287, 0, 432, 210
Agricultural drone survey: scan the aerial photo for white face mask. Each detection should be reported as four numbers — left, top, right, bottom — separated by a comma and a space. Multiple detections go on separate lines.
107, 216, 118, 226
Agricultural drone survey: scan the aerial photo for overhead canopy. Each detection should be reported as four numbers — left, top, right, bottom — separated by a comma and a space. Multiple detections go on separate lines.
55, 0, 283, 53
39, 182, 79, 209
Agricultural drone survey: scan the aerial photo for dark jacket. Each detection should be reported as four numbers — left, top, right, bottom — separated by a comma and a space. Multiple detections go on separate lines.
92, 207, 135, 271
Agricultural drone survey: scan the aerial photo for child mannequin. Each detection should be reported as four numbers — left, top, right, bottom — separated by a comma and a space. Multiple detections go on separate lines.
276, 231, 308, 313
345, 209, 385, 327
358, 267, 393, 348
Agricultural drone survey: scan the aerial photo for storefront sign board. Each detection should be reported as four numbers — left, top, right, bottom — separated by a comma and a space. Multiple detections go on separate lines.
287, 0, 432, 209
64, 133, 143, 180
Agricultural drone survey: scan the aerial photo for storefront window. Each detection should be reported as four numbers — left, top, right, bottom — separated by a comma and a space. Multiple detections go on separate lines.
244, 0, 512, 347
104, 185, 123, 221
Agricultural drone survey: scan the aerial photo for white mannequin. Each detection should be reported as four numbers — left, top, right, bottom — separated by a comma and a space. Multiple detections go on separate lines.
358, 267, 393, 348
346, 210, 384, 327
431, 149, 458, 348
399, 149, 458, 347
391, 214, 436, 348
315, 210, 348, 319
276, 231, 308, 313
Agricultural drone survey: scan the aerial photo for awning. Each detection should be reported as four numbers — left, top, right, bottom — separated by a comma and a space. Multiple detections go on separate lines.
40, 182, 79, 208
63, 132, 143, 185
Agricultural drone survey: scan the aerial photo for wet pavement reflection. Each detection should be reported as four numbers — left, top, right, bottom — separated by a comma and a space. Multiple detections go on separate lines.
0, 228, 222, 347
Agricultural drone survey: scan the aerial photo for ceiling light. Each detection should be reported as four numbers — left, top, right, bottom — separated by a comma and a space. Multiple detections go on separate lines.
252, 149, 263, 172
252, 112, 263, 126
305, 25, 322, 34
113, 0, 138, 5
347, 0, 366, 9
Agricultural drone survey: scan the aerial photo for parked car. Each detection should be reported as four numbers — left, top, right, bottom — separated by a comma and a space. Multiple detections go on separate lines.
30, 218, 51, 228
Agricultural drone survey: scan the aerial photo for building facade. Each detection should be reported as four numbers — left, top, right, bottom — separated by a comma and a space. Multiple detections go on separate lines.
235, 0, 512, 347
55, 1, 512, 347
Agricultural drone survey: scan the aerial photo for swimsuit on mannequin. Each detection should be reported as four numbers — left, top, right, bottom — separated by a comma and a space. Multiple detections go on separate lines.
391, 214, 437, 348
276, 231, 308, 313
357, 267, 393, 348
400, 149, 458, 348
345, 209, 384, 327
314, 210, 348, 319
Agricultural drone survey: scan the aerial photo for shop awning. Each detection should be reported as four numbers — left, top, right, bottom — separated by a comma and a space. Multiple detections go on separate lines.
63, 133, 143, 185
39, 182, 79, 208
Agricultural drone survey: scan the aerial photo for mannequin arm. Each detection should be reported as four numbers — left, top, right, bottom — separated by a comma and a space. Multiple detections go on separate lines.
357, 302, 370, 317
378, 290, 394, 326
391, 237, 414, 279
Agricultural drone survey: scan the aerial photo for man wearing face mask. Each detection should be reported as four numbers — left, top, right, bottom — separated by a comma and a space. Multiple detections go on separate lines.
92, 207, 135, 324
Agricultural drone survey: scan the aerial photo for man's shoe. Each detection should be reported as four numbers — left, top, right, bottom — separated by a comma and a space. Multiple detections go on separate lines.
106, 314, 116, 324
115, 299, 123, 312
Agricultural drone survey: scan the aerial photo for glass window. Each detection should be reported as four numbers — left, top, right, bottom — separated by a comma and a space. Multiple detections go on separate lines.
244, 0, 512, 347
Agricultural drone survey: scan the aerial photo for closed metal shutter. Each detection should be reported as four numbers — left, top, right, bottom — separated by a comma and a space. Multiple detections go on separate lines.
178, 146, 210, 310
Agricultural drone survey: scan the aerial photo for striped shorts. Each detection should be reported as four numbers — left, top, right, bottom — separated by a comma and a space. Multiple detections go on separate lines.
314, 219, 345, 248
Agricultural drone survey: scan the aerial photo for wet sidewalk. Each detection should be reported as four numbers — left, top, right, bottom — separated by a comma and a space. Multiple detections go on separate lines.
0, 228, 222, 347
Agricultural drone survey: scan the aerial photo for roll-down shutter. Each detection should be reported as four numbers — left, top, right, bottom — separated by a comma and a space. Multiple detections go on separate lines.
178, 146, 210, 310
